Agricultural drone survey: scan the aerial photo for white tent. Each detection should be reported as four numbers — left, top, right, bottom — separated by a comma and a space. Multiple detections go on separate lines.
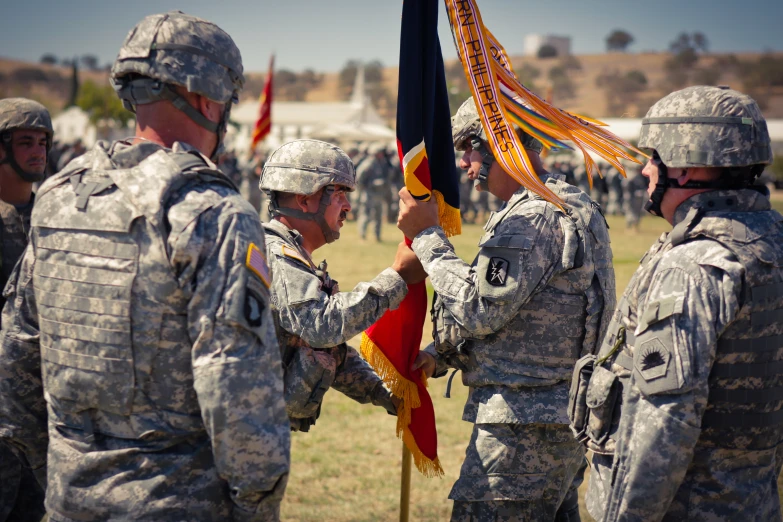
230, 65, 393, 152
52, 107, 97, 146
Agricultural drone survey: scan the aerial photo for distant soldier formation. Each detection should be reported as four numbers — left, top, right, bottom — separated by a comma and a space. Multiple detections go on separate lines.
1, 9, 782, 522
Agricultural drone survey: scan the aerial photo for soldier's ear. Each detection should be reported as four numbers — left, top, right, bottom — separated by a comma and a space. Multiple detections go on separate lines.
295, 193, 310, 212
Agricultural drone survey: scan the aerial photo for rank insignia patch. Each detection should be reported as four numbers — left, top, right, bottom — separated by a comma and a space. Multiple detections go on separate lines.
486, 257, 509, 286
246, 243, 270, 288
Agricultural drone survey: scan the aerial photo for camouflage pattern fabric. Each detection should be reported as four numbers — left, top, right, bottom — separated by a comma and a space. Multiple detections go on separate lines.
450, 424, 584, 522
0, 98, 53, 140
0, 442, 45, 522
589, 189, 783, 521
638, 85, 772, 169
263, 219, 406, 431
0, 140, 290, 522
413, 172, 614, 517
260, 139, 356, 196
111, 11, 244, 105
0, 197, 33, 312
0, 197, 43, 520
356, 155, 389, 241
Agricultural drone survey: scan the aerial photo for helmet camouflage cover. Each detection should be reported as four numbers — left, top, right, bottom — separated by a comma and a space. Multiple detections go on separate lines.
451, 97, 542, 153
111, 11, 244, 106
0, 98, 53, 143
261, 139, 356, 195
639, 85, 772, 168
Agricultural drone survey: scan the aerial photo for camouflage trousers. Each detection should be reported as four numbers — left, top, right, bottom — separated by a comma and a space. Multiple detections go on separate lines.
0, 443, 46, 522
450, 423, 584, 522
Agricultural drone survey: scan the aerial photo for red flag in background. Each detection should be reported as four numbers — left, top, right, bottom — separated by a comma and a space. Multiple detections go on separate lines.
250, 55, 274, 151
360, 0, 460, 478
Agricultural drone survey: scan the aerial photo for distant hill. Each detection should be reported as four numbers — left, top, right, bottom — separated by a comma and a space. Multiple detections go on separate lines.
3, 51, 782, 122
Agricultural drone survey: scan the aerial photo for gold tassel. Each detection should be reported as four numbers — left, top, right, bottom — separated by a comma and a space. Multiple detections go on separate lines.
360, 333, 421, 409
432, 190, 461, 238
401, 422, 445, 478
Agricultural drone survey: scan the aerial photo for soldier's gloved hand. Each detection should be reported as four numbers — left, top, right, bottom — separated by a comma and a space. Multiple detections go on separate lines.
391, 395, 402, 413
397, 188, 439, 240
411, 352, 436, 378
392, 241, 427, 284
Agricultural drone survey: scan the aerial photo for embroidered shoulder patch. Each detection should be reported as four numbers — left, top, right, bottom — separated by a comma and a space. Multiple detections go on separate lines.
246, 243, 270, 288
486, 257, 509, 286
281, 244, 309, 266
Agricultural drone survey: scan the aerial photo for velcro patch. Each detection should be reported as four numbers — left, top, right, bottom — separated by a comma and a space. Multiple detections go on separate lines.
282, 244, 310, 266
486, 257, 509, 286
246, 243, 270, 288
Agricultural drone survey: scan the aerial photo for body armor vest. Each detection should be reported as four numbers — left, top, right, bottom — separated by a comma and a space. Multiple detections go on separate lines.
571, 189, 783, 455
452, 177, 616, 389
32, 146, 235, 440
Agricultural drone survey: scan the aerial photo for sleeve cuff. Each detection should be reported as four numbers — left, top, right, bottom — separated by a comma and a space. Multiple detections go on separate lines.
423, 342, 450, 378
411, 226, 450, 268
373, 267, 408, 310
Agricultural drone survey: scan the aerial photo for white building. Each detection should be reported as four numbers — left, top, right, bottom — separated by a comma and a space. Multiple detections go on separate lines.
523, 34, 571, 57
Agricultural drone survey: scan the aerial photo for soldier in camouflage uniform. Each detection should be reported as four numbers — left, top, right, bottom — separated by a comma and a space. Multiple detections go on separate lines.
398, 97, 616, 522
0, 97, 52, 522
259, 139, 426, 432
0, 12, 290, 521
569, 85, 783, 521
356, 143, 391, 241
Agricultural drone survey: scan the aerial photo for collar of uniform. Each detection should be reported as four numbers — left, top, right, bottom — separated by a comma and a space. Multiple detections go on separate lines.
265, 218, 306, 248
672, 188, 772, 227
106, 140, 210, 170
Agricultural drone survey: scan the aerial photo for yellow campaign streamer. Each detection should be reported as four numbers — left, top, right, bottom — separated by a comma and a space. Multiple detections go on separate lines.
445, 0, 645, 193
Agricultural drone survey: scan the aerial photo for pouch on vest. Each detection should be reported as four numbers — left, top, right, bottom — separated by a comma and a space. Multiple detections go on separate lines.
585, 365, 620, 446
568, 354, 595, 442
284, 345, 337, 420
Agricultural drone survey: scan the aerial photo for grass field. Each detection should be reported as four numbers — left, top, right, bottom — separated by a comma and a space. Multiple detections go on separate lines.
281, 195, 783, 522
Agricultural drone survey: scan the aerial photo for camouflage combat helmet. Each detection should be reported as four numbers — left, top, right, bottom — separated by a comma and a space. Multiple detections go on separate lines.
260, 139, 355, 243
639, 85, 772, 169
640, 86, 772, 218
261, 139, 356, 195
451, 97, 542, 191
0, 97, 53, 182
111, 11, 245, 159
451, 97, 543, 153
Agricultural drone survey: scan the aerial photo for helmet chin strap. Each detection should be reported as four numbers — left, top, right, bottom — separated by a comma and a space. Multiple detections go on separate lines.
645, 155, 754, 218
470, 137, 494, 191
269, 186, 341, 243
0, 140, 45, 183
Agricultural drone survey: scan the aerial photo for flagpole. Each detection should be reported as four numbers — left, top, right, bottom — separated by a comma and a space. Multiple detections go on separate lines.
400, 443, 412, 522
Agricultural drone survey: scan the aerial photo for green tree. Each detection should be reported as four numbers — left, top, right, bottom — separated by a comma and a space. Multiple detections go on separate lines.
606, 30, 634, 52
76, 80, 133, 126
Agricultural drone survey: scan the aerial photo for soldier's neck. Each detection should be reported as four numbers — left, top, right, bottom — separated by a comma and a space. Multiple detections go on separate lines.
277, 216, 323, 255
0, 167, 33, 206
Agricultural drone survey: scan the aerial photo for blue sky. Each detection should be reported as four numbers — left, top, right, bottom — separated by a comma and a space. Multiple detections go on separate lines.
1, 0, 781, 73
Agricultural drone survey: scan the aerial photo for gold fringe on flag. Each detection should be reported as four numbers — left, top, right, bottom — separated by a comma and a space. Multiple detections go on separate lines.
360, 333, 444, 477
432, 190, 461, 238
360, 333, 422, 411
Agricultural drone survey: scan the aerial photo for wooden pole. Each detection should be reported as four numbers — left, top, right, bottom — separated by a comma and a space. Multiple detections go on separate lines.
400, 443, 412, 522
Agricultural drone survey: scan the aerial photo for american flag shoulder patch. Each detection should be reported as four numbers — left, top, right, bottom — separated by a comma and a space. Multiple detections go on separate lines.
246, 243, 270, 288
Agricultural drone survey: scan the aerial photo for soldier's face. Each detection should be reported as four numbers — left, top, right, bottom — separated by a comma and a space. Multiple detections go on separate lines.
322, 185, 352, 233
459, 145, 503, 194
6, 130, 48, 175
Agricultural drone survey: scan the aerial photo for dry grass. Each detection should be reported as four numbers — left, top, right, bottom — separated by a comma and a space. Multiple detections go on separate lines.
282, 212, 672, 522
281, 195, 783, 521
